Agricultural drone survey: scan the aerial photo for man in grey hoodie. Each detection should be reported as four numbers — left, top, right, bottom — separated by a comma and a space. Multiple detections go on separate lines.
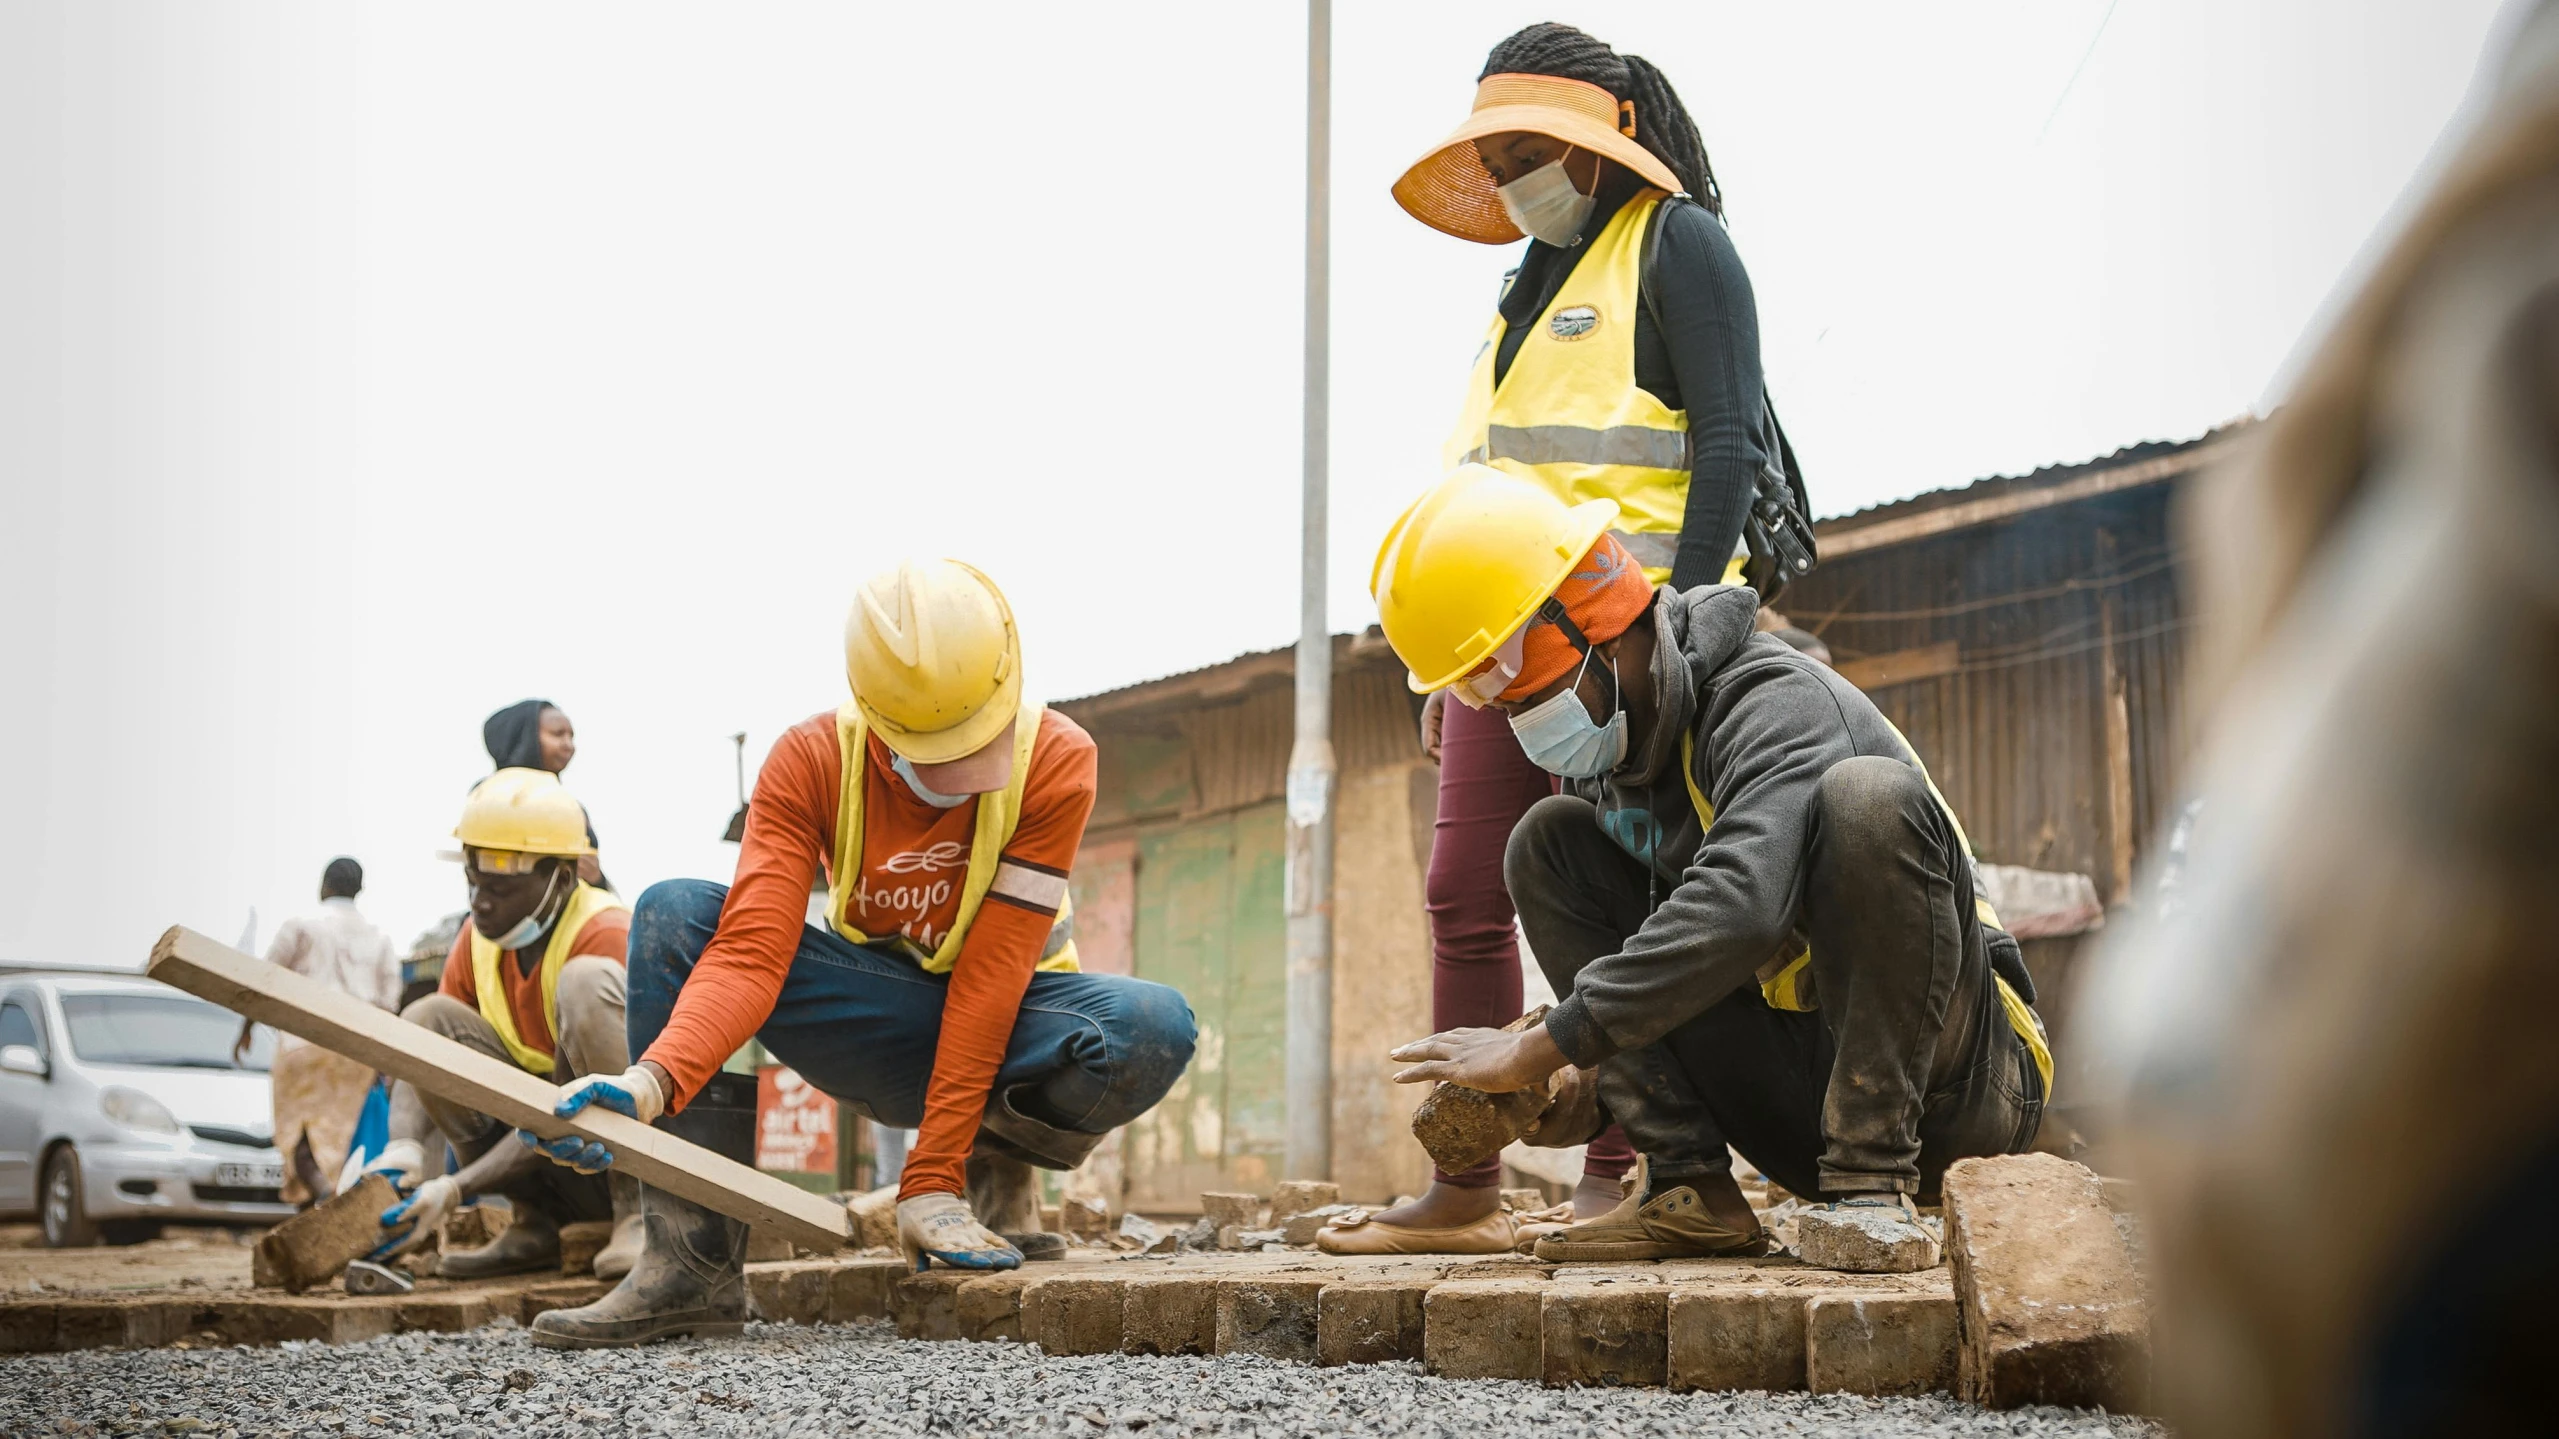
1376, 467, 2048, 1271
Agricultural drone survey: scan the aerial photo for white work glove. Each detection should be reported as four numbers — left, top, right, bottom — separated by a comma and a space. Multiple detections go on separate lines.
343, 1137, 427, 1197
896, 1192, 1021, 1273
373, 1173, 458, 1259
518, 1064, 665, 1174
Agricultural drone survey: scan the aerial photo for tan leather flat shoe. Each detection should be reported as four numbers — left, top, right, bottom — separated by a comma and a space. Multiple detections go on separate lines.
1531, 1160, 1768, 1262
1313, 1205, 1521, 1256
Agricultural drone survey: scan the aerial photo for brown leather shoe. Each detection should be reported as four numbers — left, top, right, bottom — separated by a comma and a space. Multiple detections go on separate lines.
1314, 1206, 1522, 1256
1531, 1161, 1768, 1262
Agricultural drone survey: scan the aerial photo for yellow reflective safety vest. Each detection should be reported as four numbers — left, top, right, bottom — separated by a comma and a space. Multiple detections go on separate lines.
1676, 731, 2055, 1100
828, 702, 1079, 976
468, 880, 628, 1076
1444, 189, 1743, 587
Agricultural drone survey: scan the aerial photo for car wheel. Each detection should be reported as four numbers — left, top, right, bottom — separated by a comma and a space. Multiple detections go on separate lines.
40, 1146, 101, 1248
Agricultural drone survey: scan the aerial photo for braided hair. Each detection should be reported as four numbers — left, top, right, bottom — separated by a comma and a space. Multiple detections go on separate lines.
1480, 22, 1723, 217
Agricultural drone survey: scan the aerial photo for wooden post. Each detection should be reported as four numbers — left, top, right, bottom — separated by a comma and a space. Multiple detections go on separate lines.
2097, 529, 2137, 903
148, 926, 849, 1252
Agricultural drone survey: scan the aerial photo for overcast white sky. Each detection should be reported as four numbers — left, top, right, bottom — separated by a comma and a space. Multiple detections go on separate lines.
0, 1, 2518, 968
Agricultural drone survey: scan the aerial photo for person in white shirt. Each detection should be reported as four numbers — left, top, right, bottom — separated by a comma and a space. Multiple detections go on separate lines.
234, 857, 401, 1206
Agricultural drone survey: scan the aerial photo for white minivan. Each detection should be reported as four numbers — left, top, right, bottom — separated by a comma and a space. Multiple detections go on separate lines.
0, 970, 295, 1245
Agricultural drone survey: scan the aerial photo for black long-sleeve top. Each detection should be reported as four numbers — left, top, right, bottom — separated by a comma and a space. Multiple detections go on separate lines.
1491, 171, 1768, 592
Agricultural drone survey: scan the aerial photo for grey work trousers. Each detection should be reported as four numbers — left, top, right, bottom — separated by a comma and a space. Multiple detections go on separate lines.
396, 955, 628, 1222
1505, 755, 2042, 1199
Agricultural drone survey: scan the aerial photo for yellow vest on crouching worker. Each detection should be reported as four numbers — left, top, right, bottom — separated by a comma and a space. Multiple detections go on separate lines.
828, 702, 1078, 975
1677, 729, 2056, 1100
469, 880, 628, 1076
1444, 189, 1741, 587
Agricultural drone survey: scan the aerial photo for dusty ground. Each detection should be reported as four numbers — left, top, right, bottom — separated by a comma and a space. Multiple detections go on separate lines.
0, 1225, 257, 1299
0, 1320, 2165, 1439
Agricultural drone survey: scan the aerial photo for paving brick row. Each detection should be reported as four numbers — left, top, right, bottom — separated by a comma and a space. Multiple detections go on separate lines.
1805, 1292, 1959, 1396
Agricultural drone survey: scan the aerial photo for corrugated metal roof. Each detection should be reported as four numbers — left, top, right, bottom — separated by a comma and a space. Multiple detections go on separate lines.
1817, 420, 2254, 536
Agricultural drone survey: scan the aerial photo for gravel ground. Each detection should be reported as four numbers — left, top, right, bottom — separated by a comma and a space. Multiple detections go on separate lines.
0, 1321, 2165, 1439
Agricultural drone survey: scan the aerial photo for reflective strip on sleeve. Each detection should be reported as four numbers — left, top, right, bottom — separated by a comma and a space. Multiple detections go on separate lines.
989, 859, 1069, 915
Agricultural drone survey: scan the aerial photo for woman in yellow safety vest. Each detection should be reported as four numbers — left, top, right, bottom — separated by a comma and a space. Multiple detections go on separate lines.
1334, 23, 1786, 1255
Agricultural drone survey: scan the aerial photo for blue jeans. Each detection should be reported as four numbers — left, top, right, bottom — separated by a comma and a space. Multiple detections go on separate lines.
628, 879, 1196, 1166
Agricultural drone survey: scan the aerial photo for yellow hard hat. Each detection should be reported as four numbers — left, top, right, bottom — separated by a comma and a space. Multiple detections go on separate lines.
455, 767, 596, 857
1371, 465, 1619, 693
845, 558, 1022, 764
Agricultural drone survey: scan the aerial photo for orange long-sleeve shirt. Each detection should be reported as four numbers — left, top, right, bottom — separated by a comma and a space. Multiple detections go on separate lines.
641, 707, 1095, 1201
439, 909, 630, 1065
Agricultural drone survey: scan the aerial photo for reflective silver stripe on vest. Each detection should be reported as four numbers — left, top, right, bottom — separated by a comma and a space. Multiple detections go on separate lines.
1613, 531, 1679, 570
1463, 423, 1693, 472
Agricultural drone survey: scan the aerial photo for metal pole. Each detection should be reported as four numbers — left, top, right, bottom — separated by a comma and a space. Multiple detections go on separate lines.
1283, 0, 1335, 1183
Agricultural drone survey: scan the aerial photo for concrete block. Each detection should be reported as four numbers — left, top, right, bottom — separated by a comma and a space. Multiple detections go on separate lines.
1806, 1293, 1958, 1397
749, 1261, 838, 1324
0, 1304, 56, 1354
1121, 1274, 1218, 1356
1943, 1153, 2149, 1410
1270, 1181, 1340, 1224
1317, 1279, 1428, 1367
515, 1280, 609, 1327
1214, 1275, 1328, 1362
391, 1291, 495, 1334
1666, 1286, 1804, 1392
891, 1271, 972, 1341
1200, 1192, 1264, 1230
1022, 1275, 1127, 1355
955, 1272, 1035, 1342
827, 1258, 906, 1321
253, 1172, 399, 1293
210, 1297, 399, 1347
1541, 1284, 1667, 1388
557, 1219, 614, 1276
55, 1299, 191, 1351
1423, 1280, 1545, 1381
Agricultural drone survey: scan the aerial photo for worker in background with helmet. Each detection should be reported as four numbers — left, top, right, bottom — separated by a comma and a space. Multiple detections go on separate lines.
1359, 467, 2048, 1272
524, 558, 1196, 1349
365, 768, 640, 1280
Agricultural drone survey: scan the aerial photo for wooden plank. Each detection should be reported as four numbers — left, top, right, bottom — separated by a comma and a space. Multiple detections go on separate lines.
147, 926, 848, 1253
1836, 640, 1961, 692
1815, 439, 2235, 559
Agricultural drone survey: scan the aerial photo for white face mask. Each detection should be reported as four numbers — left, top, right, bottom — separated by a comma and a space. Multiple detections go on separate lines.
891, 753, 974, 809
1507, 646, 1628, 778
485, 866, 569, 950
1497, 147, 1596, 248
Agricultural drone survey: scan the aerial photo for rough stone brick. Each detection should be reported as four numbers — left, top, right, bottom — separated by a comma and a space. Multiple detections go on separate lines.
1200, 1192, 1264, 1230
0, 1304, 56, 1354
1060, 1196, 1113, 1241
1667, 1285, 1805, 1392
1423, 1280, 1545, 1381
1318, 1279, 1429, 1367
557, 1219, 614, 1276
891, 1271, 972, 1341
1806, 1292, 1958, 1396
55, 1299, 191, 1351
515, 1280, 609, 1327
846, 1185, 899, 1250
1022, 1275, 1126, 1355
1270, 1181, 1340, 1224
1541, 1284, 1668, 1388
1943, 1153, 2149, 1410
253, 1173, 399, 1293
1215, 1275, 1328, 1362
1121, 1274, 1218, 1356
210, 1297, 399, 1346
955, 1272, 1036, 1341
1797, 1204, 1941, 1274
390, 1291, 493, 1334
441, 1203, 506, 1250
748, 1261, 837, 1324
827, 1258, 906, 1322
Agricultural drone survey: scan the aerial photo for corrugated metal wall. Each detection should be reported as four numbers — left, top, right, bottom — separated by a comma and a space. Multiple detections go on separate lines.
1782, 482, 2191, 900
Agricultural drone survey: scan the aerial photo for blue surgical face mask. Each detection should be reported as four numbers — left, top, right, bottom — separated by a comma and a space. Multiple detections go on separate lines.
1508, 646, 1628, 778
891, 753, 974, 809
486, 867, 568, 950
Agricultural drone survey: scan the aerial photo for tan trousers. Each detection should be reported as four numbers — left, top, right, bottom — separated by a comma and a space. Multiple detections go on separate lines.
397, 956, 627, 1221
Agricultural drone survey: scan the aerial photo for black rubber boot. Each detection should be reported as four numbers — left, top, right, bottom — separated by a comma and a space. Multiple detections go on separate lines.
440, 1198, 561, 1279
530, 1073, 755, 1349
967, 1151, 1067, 1262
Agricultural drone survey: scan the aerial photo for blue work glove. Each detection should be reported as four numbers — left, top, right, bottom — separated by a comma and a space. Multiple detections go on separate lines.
371, 1174, 457, 1259
515, 1063, 665, 1175
896, 1192, 1022, 1273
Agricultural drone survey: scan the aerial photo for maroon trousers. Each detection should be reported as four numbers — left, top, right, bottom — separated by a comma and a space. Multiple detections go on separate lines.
1426, 698, 1636, 1189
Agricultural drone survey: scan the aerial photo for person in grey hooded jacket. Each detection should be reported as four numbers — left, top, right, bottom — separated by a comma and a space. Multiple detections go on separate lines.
1377, 468, 2048, 1271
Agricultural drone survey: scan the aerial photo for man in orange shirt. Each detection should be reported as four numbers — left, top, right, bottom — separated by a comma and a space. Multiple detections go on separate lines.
527, 559, 1196, 1349
365, 769, 641, 1280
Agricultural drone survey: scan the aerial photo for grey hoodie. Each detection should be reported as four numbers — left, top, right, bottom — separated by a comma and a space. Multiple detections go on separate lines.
1543, 584, 2014, 1067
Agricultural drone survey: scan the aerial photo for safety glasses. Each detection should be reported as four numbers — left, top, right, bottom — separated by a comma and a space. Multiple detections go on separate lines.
1449, 625, 1531, 709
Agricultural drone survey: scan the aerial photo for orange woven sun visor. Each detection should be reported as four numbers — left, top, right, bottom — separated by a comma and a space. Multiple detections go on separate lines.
1393, 72, 1685, 244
